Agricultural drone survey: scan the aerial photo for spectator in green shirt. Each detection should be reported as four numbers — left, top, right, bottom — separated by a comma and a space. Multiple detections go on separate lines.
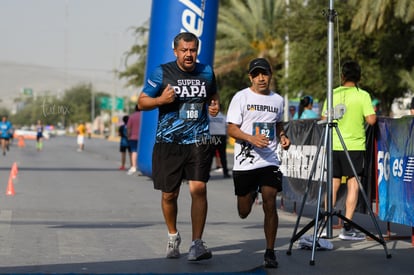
321, 60, 376, 241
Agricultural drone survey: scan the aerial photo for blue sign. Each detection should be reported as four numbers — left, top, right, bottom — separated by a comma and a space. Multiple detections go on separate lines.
377, 116, 414, 226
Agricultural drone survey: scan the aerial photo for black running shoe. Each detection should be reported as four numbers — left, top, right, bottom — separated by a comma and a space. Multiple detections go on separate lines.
264, 251, 278, 268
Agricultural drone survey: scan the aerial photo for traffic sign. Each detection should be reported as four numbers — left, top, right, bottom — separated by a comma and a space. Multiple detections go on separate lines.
22, 88, 33, 96
100, 96, 124, 110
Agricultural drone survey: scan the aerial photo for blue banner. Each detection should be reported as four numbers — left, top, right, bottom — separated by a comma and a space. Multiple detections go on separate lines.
377, 116, 414, 226
138, 0, 219, 177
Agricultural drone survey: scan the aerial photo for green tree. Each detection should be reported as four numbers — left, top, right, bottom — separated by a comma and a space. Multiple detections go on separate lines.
282, 0, 414, 114
119, 0, 289, 111
119, 0, 414, 115
399, 67, 414, 91
0, 108, 10, 118
350, 0, 414, 34
12, 93, 71, 127
215, 0, 286, 74
61, 83, 94, 125
280, 0, 333, 100
10, 83, 108, 128
117, 24, 149, 88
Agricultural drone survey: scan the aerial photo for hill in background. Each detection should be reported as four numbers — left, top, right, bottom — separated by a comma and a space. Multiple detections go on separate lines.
0, 61, 131, 110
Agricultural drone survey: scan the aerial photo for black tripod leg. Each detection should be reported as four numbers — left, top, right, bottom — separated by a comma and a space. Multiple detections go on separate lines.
287, 124, 327, 255
291, 218, 318, 243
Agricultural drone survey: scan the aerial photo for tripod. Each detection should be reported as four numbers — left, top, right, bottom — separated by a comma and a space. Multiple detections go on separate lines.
286, 120, 391, 265
285, 0, 390, 265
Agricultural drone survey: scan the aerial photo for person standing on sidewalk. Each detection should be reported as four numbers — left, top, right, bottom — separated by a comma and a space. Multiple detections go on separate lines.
226, 58, 290, 268
138, 32, 219, 261
126, 105, 141, 176
321, 60, 376, 241
76, 121, 86, 152
118, 115, 131, 170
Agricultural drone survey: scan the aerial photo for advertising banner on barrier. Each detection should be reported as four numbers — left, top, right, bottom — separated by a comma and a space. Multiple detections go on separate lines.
282, 119, 374, 213
281, 120, 325, 204
377, 116, 414, 226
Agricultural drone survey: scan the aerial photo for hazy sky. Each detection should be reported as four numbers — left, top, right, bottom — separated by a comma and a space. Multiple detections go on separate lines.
0, 0, 152, 90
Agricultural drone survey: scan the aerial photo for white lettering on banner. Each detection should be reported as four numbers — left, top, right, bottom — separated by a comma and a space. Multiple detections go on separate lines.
180, 0, 204, 17
404, 157, 414, 182
378, 151, 414, 183
393, 158, 404, 178
279, 145, 324, 181
377, 151, 391, 183
179, 0, 205, 57
182, 9, 204, 36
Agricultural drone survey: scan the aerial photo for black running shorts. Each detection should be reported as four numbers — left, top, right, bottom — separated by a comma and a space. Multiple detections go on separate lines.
152, 143, 212, 193
119, 145, 130, 153
332, 150, 364, 178
232, 166, 283, 196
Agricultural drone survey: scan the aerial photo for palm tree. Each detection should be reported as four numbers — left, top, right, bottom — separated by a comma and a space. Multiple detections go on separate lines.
118, 0, 414, 115
350, 0, 414, 34
214, 0, 287, 77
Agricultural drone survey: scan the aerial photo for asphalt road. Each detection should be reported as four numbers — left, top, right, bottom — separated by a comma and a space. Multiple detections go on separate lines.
0, 135, 413, 274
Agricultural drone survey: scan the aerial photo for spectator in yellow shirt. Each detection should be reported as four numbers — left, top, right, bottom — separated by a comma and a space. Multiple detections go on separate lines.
77, 121, 86, 152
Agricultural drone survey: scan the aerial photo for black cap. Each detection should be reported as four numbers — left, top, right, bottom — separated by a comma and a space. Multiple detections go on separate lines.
248, 58, 272, 74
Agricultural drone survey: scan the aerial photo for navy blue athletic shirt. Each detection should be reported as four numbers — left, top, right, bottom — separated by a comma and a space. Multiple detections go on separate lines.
143, 61, 217, 144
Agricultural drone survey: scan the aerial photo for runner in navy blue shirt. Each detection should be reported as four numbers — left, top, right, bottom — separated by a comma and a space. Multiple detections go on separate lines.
138, 32, 219, 261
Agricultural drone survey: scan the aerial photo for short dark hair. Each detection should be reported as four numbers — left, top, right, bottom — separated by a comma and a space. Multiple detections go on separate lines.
173, 32, 199, 49
122, 115, 129, 124
341, 60, 361, 83
301, 95, 313, 105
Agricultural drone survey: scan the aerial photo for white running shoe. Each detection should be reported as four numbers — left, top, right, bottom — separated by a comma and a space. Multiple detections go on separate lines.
166, 232, 181, 258
126, 167, 136, 175
187, 239, 212, 261
338, 228, 365, 241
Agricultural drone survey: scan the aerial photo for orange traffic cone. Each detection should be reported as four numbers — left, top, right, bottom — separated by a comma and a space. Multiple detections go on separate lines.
11, 162, 18, 179
18, 136, 25, 147
6, 175, 15, 196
